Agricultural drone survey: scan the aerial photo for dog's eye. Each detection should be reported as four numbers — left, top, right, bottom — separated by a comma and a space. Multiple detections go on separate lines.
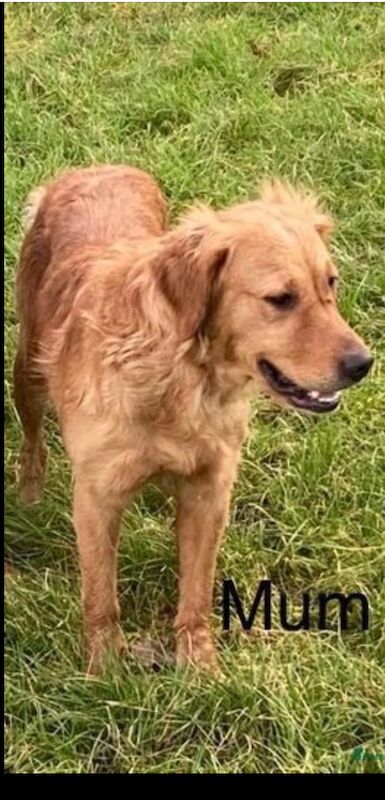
265, 292, 295, 310
329, 276, 338, 290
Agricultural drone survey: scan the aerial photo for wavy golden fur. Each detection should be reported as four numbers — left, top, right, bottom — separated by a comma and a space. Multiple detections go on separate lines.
14, 165, 371, 672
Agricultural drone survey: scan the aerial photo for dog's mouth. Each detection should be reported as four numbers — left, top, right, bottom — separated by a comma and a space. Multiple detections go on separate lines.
259, 359, 341, 414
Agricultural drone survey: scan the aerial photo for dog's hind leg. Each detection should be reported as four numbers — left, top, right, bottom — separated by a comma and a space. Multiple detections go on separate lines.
13, 348, 48, 504
14, 183, 50, 504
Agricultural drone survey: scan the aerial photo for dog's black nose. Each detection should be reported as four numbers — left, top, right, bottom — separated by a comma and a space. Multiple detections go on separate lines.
339, 351, 374, 384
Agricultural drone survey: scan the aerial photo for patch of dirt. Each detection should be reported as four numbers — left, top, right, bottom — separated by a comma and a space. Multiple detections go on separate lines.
273, 65, 314, 96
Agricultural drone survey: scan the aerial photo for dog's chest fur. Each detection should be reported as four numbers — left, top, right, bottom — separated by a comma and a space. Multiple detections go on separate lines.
63, 368, 250, 494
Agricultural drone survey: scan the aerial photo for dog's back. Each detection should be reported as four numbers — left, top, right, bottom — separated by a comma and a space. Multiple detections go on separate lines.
13, 165, 167, 503
18, 164, 166, 306
16, 164, 167, 353
25, 165, 166, 254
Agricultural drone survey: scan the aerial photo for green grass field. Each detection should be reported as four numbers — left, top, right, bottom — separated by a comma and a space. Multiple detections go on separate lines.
4, 2, 385, 774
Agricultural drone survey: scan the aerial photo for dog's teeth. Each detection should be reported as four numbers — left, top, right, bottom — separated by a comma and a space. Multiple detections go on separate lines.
318, 391, 340, 403
308, 390, 341, 404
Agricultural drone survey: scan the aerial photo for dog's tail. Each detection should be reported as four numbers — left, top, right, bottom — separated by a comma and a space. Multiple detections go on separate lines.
16, 184, 50, 336
22, 185, 47, 234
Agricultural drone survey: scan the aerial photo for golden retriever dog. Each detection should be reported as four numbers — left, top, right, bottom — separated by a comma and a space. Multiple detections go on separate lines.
14, 165, 373, 674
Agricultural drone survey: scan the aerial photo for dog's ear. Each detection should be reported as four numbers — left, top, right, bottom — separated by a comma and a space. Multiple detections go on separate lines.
313, 212, 334, 241
155, 206, 229, 339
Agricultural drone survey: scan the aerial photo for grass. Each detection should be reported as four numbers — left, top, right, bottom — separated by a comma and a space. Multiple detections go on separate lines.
4, 1, 385, 774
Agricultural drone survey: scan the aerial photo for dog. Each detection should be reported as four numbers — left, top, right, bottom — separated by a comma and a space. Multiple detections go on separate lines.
13, 165, 373, 673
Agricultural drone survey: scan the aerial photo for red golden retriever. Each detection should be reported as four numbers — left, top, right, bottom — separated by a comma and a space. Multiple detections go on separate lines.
14, 165, 373, 673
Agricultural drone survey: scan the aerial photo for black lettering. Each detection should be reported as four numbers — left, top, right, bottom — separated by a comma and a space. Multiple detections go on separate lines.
222, 579, 271, 630
318, 592, 369, 631
279, 592, 311, 630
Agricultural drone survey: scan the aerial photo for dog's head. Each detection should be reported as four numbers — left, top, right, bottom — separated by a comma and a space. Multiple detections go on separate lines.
157, 181, 373, 413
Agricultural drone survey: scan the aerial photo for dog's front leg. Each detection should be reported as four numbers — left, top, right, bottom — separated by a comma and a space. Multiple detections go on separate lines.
174, 454, 239, 671
73, 477, 128, 675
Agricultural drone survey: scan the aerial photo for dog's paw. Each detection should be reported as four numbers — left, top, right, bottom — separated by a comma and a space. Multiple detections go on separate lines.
176, 626, 221, 676
85, 624, 128, 676
18, 443, 48, 504
19, 475, 44, 505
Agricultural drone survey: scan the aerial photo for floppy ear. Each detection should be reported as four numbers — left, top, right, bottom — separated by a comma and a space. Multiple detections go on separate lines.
155, 206, 229, 339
